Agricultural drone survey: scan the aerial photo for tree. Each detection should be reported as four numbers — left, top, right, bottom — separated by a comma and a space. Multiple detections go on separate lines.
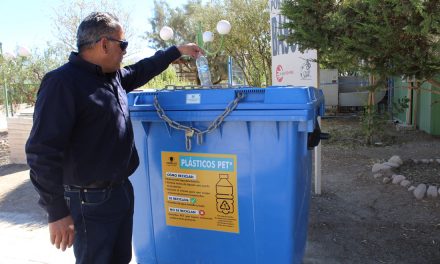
145, 0, 271, 87
143, 66, 190, 89
28, 43, 66, 82
0, 43, 64, 113
281, 0, 440, 143
145, 0, 204, 84
219, 0, 272, 86
51, 0, 133, 55
1, 0, 137, 113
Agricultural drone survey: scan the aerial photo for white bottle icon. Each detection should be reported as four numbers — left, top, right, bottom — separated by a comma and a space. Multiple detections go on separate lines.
216, 174, 234, 214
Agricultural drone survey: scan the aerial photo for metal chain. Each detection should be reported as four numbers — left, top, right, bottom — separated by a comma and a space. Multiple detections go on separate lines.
154, 92, 245, 151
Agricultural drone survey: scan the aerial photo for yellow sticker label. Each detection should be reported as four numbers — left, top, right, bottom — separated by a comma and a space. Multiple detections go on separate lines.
162, 152, 239, 233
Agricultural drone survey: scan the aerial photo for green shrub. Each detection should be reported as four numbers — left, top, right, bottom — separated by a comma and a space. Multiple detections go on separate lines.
141, 66, 190, 89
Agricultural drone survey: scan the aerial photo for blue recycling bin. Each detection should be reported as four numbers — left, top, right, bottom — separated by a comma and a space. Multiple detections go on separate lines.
128, 86, 324, 264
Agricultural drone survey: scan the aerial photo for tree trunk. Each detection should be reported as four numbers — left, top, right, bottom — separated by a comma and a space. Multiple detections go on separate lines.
406, 78, 413, 126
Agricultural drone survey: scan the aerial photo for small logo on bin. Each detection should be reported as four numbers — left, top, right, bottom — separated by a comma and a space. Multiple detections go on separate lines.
166, 156, 177, 166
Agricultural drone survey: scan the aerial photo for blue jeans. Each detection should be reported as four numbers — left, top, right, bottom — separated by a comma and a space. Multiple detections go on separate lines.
64, 180, 134, 264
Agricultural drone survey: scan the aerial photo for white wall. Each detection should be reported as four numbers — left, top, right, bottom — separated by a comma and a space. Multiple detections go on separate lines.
269, 0, 318, 87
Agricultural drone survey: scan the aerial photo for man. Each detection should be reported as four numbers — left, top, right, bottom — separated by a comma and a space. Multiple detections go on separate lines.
25, 12, 201, 264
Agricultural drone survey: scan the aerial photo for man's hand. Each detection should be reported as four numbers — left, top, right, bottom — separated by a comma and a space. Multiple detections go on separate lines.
177, 43, 203, 59
49, 215, 75, 251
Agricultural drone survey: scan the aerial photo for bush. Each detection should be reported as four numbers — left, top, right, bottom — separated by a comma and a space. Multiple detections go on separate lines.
141, 66, 190, 89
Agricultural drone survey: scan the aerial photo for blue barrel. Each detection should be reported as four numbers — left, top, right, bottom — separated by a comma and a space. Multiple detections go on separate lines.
128, 86, 324, 264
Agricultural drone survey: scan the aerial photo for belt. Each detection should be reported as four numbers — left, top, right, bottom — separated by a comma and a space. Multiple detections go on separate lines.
66, 179, 126, 190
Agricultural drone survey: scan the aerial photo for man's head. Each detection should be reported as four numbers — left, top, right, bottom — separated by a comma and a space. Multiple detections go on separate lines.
77, 12, 127, 73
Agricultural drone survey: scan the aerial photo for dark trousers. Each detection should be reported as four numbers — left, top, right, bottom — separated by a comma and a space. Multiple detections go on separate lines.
64, 180, 134, 264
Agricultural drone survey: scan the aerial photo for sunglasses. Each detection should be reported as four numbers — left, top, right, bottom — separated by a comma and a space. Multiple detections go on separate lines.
105, 37, 129, 51
79, 37, 128, 51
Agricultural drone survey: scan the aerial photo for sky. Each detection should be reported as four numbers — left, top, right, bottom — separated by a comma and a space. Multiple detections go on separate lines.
0, 0, 192, 59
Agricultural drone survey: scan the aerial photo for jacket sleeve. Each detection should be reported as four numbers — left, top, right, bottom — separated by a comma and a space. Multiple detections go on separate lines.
25, 72, 76, 223
120, 46, 181, 92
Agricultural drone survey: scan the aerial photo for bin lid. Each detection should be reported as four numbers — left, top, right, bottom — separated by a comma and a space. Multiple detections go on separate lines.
128, 86, 324, 112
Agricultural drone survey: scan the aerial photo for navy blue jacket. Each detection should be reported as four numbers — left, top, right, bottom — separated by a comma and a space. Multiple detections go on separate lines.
25, 47, 181, 222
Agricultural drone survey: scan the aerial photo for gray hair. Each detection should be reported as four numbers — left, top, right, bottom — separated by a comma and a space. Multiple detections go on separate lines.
76, 12, 121, 52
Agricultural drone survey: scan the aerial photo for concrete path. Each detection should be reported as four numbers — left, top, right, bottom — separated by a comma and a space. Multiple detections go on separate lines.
0, 169, 75, 263
0, 167, 140, 263
0, 106, 139, 263
0, 221, 75, 263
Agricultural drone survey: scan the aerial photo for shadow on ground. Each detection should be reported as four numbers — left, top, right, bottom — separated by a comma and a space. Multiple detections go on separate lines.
0, 174, 46, 227
0, 164, 29, 177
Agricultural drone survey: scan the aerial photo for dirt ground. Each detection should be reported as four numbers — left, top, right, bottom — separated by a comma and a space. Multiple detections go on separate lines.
303, 116, 440, 264
0, 116, 439, 263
